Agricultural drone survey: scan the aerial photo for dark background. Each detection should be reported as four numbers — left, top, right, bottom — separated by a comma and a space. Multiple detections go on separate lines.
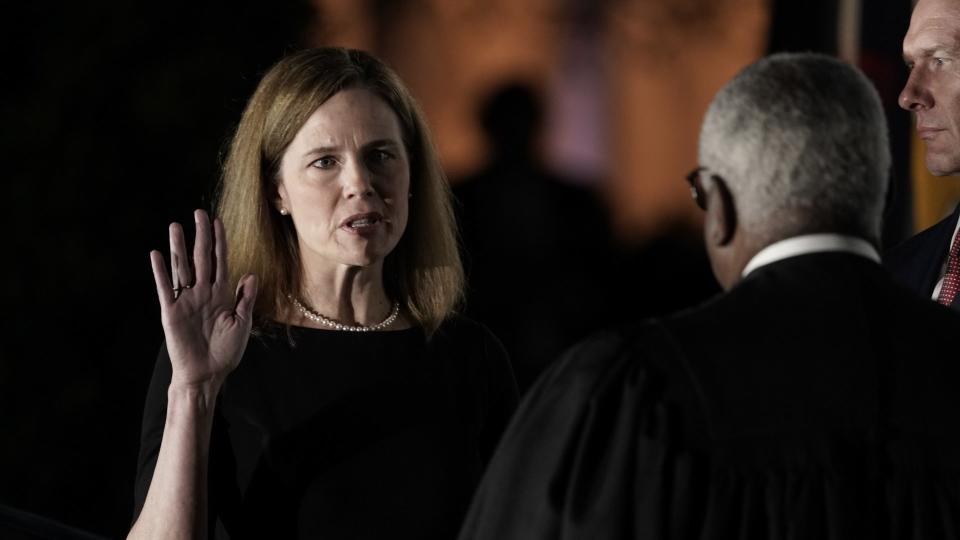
0, 1, 913, 537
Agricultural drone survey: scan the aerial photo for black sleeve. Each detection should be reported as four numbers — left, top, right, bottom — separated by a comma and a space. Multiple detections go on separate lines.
131, 344, 239, 537
132, 343, 173, 523
476, 326, 520, 465
456, 332, 619, 540
457, 324, 703, 540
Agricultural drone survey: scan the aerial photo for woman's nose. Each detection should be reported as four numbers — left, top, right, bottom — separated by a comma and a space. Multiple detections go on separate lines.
343, 160, 375, 198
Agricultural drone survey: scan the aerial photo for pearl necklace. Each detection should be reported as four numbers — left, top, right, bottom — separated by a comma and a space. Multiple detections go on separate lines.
289, 295, 400, 332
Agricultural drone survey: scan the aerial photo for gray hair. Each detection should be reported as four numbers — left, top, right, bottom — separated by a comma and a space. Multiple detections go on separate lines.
698, 52, 890, 244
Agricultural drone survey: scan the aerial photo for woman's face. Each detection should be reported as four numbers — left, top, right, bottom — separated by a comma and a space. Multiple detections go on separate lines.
277, 88, 411, 272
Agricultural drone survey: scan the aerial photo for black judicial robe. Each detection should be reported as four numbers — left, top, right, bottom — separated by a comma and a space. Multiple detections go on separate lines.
459, 252, 960, 540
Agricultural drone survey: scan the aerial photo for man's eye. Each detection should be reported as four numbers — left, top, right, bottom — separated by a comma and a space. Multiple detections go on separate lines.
311, 157, 337, 169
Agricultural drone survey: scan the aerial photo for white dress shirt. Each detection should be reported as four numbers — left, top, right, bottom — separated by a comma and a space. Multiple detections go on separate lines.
741, 234, 881, 279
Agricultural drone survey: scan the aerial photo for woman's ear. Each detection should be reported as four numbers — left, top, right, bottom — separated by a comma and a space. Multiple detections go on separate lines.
704, 176, 737, 247
275, 182, 289, 215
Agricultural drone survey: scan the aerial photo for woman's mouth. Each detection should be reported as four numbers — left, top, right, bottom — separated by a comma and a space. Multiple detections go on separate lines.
341, 212, 385, 232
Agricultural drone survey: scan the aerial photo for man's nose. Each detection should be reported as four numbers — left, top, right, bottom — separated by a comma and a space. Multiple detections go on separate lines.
899, 68, 933, 112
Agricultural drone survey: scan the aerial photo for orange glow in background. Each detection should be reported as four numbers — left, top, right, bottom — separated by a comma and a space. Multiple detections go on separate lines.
311, 0, 770, 242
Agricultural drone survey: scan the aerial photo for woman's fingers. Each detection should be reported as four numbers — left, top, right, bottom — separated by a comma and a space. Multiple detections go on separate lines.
214, 217, 228, 286
150, 250, 175, 306
169, 222, 192, 289
235, 274, 258, 322
160, 211, 232, 309
193, 210, 212, 288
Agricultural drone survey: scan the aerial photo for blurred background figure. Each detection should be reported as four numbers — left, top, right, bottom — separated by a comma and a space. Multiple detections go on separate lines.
455, 82, 616, 389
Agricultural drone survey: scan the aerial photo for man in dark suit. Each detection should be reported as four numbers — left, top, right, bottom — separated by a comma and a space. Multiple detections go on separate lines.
886, 0, 960, 308
458, 53, 960, 539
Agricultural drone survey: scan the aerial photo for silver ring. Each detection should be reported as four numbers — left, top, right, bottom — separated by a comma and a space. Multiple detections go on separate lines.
172, 284, 192, 299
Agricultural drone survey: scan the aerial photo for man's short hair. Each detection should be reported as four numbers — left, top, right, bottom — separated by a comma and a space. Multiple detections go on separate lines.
699, 52, 891, 244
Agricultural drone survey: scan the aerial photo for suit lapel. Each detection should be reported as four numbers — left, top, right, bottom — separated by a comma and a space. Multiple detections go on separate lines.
947, 219, 960, 312
918, 205, 960, 297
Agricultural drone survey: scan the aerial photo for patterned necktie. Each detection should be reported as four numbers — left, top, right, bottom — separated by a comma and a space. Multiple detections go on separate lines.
937, 233, 960, 306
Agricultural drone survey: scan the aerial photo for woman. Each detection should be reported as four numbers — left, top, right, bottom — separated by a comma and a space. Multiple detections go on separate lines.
130, 48, 518, 539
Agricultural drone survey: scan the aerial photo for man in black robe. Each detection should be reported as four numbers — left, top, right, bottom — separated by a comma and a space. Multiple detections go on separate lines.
458, 53, 960, 540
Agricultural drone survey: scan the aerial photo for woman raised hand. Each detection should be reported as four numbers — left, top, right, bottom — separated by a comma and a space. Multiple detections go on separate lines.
130, 209, 257, 540
149, 209, 257, 391
132, 49, 518, 539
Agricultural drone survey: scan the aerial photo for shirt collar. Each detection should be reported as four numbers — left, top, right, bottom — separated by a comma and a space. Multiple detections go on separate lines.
741, 233, 880, 278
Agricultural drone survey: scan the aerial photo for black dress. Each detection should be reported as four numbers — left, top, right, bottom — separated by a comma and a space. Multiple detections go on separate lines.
134, 315, 518, 539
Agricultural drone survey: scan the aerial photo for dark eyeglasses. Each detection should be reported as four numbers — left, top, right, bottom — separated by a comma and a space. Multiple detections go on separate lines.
685, 166, 722, 210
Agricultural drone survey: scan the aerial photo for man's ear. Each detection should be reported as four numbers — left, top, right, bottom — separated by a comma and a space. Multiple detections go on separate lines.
704, 176, 737, 247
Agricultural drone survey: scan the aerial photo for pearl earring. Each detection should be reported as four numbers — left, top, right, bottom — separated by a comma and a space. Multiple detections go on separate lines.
279, 208, 288, 215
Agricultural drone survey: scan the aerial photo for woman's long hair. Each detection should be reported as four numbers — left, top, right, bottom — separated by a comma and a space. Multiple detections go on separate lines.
216, 48, 463, 335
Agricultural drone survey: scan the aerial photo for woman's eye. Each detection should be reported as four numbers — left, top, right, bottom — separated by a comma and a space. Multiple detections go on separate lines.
366, 150, 398, 172
371, 149, 394, 163
311, 156, 338, 169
